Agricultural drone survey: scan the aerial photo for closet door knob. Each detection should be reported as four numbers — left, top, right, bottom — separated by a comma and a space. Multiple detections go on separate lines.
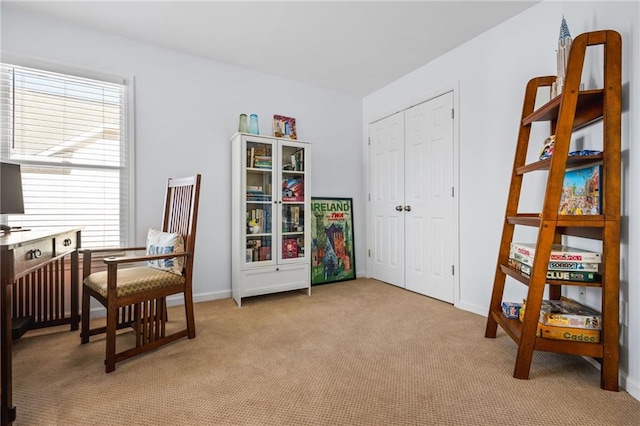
404, 205, 412, 212
395, 205, 403, 211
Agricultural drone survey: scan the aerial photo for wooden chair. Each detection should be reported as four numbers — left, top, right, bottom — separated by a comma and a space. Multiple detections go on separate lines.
81, 175, 201, 372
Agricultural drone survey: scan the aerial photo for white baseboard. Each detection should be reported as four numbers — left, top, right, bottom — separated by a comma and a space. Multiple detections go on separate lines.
455, 300, 487, 317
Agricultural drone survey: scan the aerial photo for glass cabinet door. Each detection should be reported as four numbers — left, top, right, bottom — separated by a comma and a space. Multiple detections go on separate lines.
280, 142, 307, 262
245, 139, 274, 264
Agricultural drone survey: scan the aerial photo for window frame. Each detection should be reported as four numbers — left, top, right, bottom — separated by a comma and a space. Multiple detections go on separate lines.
1, 53, 136, 247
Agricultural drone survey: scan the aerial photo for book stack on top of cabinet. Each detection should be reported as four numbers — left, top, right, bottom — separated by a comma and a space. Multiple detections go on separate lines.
508, 242, 601, 283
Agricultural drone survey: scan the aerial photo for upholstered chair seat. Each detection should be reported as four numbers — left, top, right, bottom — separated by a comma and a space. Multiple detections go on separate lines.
83, 266, 185, 298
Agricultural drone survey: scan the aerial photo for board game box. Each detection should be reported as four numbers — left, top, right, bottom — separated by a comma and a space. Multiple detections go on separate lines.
507, 258, 599, 282
539, 297, 602, 330
501, 301, 522, 319
510, 242, 601, 263
536, 322, 600, 343
509, 251, 600, 271
559, 165, 602, 215
520, 297, 602, 330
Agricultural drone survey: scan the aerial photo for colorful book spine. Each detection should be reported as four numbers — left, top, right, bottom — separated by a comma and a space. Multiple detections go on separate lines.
510, 242, 601, 263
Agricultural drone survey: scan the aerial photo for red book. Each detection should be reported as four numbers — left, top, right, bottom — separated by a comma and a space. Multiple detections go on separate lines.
282, 239, 298, 258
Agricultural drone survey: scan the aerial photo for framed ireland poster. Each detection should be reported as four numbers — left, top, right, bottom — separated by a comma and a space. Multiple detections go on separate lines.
310, 197, 356, 285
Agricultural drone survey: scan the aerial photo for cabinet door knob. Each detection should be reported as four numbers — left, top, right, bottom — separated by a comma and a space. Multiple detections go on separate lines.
404, 205, 412, 212
395, 205, 403, 211
63, 238, 72, 246
29, 249, 42, 259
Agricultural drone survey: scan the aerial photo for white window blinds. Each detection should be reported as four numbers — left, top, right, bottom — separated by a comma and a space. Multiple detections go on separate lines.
1, 63, 131, 248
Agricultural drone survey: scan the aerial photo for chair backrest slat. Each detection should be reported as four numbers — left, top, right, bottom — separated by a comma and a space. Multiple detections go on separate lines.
162, 175, 201, 260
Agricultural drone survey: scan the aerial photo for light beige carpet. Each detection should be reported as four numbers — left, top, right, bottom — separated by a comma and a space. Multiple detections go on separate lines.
12, 278, 640, 425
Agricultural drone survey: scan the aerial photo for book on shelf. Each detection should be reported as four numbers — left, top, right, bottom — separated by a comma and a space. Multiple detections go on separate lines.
247, 147, 254, 168
507, 258, 599, 282
510, 242, 601, 263
247, 146, 272, 169
283, 205, 302, 233
260, 246, 272, 261
282, 177, 304, 201
263, 209, 271, 233
290, 149, 304, 171
559, 164, 601, 215
282, 238, 298, 258
247, 194, 271, 202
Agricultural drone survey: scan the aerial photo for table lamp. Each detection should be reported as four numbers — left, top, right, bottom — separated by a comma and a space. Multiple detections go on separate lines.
1, 162, 25, 233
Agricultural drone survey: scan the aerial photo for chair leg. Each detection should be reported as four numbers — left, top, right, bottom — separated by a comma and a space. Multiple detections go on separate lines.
105, 300, 118, 373
81, 286, 90, 344
184, 290, 196, 339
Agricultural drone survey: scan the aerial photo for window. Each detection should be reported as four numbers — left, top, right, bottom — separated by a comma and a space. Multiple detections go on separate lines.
1, 62, 132, 248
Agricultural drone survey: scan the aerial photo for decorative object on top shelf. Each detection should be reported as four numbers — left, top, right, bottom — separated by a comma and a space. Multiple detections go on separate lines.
552, 15, 573, 97
273, 114, 297, 139
238, 113, 248, 133
248, 113, 260, 135
310, 197, 356, 285
538, 134, 555, 160
559, 165, 601, 215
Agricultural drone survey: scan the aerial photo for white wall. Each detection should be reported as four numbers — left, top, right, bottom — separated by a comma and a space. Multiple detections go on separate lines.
0, 7, 366, 302
4, 0, 639, 401
363, 1, 639, 399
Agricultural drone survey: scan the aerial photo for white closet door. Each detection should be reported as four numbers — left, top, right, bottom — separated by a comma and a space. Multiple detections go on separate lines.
369, 112, 405, 287
405, 92, 455, 303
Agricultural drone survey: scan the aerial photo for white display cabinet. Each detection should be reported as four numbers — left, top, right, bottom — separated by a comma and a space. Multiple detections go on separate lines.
231, 132, 311, 306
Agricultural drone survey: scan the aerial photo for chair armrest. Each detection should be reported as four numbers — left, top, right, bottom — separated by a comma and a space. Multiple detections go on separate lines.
81, 246, 147, 278
103, 251, 192, 265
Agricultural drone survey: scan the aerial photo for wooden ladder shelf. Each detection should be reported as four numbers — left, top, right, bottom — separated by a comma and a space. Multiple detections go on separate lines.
484, 30, 622, 391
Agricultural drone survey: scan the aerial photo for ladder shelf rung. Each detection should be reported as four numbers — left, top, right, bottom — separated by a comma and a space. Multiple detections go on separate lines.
522, 89, 604, 127
506, 214, 605, 228
516, 154, 603, 175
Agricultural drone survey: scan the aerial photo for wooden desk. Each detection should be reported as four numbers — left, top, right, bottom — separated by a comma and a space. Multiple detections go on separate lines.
1, 227, 81, 426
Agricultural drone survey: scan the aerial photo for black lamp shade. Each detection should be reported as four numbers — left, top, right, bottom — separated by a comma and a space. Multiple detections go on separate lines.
1, 162, 25, 215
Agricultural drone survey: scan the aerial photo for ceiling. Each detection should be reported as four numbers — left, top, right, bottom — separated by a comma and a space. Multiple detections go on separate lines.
3, 1, 539, 97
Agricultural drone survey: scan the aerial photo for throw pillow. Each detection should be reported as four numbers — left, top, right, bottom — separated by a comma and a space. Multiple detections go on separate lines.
146, 228, 184, 275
